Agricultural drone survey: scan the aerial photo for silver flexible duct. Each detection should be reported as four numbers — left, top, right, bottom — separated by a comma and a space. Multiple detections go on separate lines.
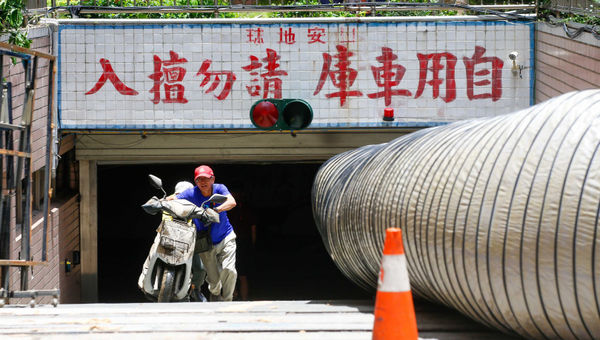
312, 90, 600, 340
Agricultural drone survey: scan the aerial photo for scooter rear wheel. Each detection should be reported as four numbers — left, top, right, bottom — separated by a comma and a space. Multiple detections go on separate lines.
157, 269, 175, 302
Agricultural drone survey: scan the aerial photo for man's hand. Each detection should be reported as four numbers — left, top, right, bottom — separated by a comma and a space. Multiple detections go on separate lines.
215, 194, 236, 213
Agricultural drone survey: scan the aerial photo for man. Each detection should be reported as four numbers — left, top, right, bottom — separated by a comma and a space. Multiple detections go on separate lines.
173, 181, 208, 303
176, 165, 238, 301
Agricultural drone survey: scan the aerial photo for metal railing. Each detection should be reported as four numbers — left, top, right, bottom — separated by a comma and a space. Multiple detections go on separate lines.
26, 0, 535, 18
47, 0, 534, 6
541, 0, 599, 17
23, 0, 599, 20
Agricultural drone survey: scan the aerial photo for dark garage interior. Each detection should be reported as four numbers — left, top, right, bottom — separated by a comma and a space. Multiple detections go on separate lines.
97, 163, 373, 302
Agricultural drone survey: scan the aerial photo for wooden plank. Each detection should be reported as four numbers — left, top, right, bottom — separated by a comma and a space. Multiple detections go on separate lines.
1, 289, 58, 299
0, 42, 56, 61
76, 131, 414, 149
79, 160, 98, 303
0, 331, 371, 340
0, 300, 522, 339
0, 314, 371, 331
0, 122, 24, 131
33, 170, 42, 210
58, 134, 75, 155
0, 149, 30, 158
74, 131, 416, 162
76, 149, 360, 162
0, 260, 46, 266
0, 313, 491, 333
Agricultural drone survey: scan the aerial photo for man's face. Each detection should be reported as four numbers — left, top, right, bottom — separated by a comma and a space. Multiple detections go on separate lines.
195, 176, 215, 192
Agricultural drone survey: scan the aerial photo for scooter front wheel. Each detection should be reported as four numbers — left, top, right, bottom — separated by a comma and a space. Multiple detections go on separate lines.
157, 268, 175, 302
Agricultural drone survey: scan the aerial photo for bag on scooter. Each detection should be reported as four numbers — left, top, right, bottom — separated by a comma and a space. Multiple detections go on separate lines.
194, 228, 212, 253
159, 219, 193, 253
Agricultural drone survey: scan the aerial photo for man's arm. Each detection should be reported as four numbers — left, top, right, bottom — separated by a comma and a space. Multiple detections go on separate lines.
215, 194, 236, 213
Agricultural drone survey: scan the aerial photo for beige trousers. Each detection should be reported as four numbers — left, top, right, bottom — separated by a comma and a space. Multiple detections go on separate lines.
198, 231, 237, 301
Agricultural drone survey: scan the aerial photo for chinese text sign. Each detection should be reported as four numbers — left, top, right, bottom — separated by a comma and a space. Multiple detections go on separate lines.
58, 20, 533, 130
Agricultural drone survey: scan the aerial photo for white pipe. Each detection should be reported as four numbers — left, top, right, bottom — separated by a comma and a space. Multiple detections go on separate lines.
312, 89, 600, 340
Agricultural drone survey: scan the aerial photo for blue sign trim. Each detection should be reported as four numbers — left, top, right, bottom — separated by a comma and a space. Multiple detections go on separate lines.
59, 120, 450, 130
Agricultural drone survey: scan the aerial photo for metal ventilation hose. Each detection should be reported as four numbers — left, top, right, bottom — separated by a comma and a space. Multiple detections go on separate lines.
312, 90, 600, 340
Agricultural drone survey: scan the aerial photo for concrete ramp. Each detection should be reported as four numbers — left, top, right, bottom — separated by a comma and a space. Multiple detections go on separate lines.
0, 299, 519, 339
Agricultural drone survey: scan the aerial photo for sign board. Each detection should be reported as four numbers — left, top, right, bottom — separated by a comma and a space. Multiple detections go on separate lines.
58, 18, 534, 130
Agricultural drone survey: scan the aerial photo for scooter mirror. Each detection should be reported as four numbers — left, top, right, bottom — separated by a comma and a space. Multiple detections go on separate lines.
208, 194, 228, 204
148, 174, 163, 190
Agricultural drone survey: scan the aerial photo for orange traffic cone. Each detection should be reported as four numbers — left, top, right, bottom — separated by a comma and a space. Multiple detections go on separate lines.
372, 228, 418, 340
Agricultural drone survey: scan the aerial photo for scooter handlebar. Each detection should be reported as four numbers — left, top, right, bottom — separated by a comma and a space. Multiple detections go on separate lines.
141, 197, 221, 225
191, 207, 220, 224
141, 196, 163, 215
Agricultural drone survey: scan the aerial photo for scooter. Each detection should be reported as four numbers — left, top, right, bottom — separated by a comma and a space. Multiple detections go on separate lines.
138, 174, 225, 302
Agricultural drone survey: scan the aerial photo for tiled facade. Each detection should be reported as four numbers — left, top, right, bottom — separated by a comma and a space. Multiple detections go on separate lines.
58, 19, 534, 130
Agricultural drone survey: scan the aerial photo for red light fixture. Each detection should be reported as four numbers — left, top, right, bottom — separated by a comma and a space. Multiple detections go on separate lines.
251, 101, 279, 129
383, 108, 394, 121
250, 99, 313, 132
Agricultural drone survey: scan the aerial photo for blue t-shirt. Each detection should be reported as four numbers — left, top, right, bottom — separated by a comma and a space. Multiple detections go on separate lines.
176, 183, 234, 244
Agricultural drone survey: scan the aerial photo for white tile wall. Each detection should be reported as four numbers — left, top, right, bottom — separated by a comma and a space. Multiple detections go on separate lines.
59, 20, 533, 129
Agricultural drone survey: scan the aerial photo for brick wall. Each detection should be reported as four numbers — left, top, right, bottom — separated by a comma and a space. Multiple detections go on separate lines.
535, 23, 600, 103
58, 195, 81, 304
1, 26, 53, 173
8, 207, 59, 304
1, 27, 81, 305
7, 196, 80, 305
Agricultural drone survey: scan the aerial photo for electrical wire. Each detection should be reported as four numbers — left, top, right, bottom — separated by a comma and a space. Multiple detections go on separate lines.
543, 14, 600, 40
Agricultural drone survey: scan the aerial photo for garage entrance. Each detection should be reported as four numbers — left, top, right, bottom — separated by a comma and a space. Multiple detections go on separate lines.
97, 163, 372, 302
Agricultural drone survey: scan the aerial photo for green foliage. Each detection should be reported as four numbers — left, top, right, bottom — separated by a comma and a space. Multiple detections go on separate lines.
0, 0, 32, 48
49, 0, 599, 21
53, 0, 243, 18
539, 10, 600, 25
50, 0, 469, 18
538, 0, 600, 23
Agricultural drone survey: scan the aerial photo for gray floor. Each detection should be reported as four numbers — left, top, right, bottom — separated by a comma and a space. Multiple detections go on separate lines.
0, 299, 522, 339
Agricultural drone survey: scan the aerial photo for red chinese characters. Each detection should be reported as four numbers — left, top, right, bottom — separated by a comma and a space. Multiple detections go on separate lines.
307, 27, 326, 44
463, 46, 504, 101
149, 50, 189, 104
415, 52, 457, 103
242, 49, 288, 99
83, 39, 506, 109
197, 60, 237, 100
246, 28, 265, 44
314, 45, 363, 106
86, 58, 138, 96
367, 47, 412, 106
338, 26, 356, 43
279, 28, 296, 45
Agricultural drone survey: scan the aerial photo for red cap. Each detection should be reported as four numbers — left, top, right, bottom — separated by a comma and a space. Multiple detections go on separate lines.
194, 165, 214, 180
